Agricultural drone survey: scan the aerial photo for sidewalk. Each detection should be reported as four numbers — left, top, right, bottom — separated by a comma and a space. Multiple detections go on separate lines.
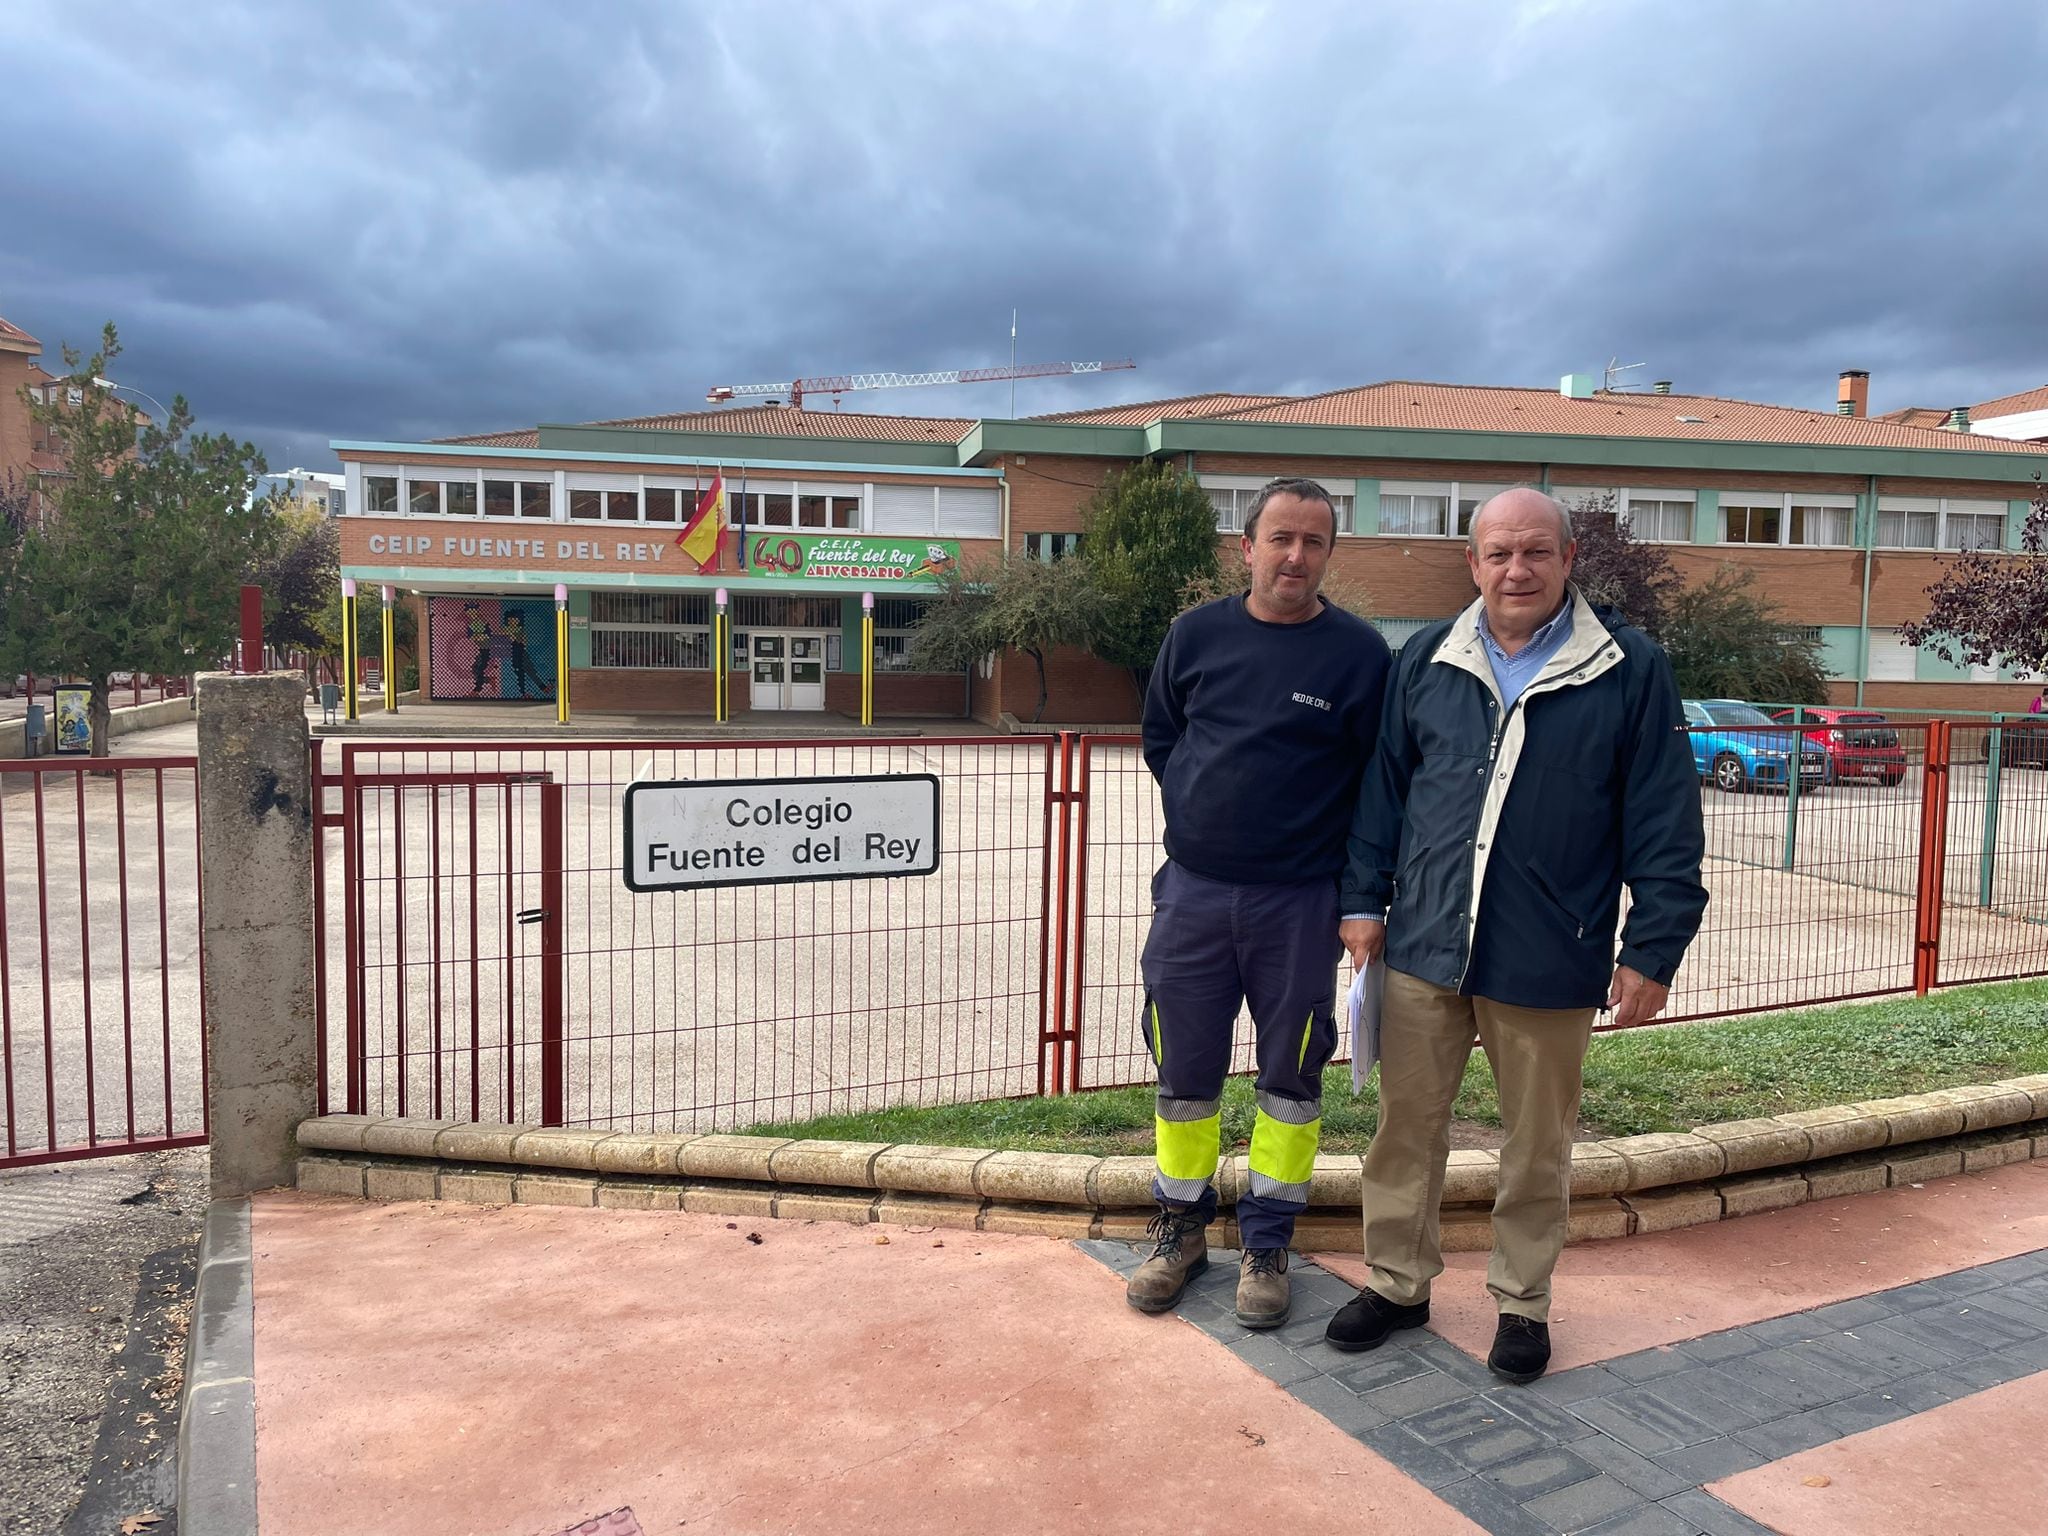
242, 1163, 2048, 1535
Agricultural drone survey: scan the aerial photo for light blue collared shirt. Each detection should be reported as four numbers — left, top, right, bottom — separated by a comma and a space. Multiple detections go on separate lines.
1478, 599, 1574, 711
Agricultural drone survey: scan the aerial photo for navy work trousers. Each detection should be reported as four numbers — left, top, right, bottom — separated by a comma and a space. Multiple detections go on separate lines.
1139, 860, 1341, 1250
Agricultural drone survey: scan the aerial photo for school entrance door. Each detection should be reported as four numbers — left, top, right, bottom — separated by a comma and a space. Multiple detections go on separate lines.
745, 632, 826, 711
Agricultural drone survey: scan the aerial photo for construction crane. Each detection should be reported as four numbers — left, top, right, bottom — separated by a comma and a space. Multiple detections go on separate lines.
706, 358, 1136, 411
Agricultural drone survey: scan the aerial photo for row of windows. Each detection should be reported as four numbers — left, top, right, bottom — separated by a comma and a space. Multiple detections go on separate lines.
1201, 477, 2013, 553
358, 471, 1001, 539
584, 593, 935, 671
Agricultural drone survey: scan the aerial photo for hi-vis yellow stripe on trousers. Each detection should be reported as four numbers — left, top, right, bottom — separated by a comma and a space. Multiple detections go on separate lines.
1246, 1089, 1320, 1203
1155, 1095, 1221, 1204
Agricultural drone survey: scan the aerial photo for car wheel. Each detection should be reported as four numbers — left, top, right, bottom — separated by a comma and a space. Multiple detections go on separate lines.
1713, 752, 1748, 794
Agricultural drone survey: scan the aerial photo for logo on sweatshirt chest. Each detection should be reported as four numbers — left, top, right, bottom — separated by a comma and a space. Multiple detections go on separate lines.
1290, 691, 1332, 712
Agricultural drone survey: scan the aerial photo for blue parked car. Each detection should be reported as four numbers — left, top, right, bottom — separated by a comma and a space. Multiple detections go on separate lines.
1682, 699, 1827, 794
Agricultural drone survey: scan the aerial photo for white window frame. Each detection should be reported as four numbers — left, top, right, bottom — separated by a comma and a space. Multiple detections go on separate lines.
1876, 495, 2007, 553
1720, 489, 1856, 549
1616, 488, 1696, 544
588, 591, 713, 670
1378, 481, 1454, 539
1199, 475, 1359, 536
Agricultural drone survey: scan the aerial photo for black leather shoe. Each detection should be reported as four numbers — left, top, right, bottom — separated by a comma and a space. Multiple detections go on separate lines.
1324, 1288, 1430, 1352
1489, 1314, 1551, 1383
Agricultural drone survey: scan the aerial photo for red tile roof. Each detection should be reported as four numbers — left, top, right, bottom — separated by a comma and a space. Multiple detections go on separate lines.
582, 405, 974, 442
1970, 384, 2048, 420
1027, 391, 1293, 426
0, 315, 39, 351
1207, 381, 2048, 453
1874, 406, 1954, 429
434, 427, 542, 448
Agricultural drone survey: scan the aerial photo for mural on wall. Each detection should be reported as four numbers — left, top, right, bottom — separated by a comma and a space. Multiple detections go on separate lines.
428, 596, 557, 702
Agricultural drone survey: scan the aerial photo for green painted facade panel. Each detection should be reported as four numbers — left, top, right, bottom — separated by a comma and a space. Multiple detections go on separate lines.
1915, 644, 1974, 682
1691, 488, 1720, 545
568, 588, 591, 669
1352, 477, 1381, 536
1816, 625, 1862, 680
537, 424, 967, 469
2010, 499, 2033, 549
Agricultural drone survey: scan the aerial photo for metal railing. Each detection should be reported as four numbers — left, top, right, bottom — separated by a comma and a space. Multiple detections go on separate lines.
0, 757, 206, 1168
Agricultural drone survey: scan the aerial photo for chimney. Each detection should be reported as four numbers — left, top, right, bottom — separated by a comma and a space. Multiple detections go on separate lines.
1946, 405, 1971, 432
1837, 369, 1869, 417
1651, 380, 1672, 395
1559, 373, 1596, 400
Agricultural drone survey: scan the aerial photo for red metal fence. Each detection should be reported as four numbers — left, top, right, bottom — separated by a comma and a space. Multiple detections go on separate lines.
0, 758, 206, 1168
314, 722, 2048, 1134
319, 739, 1059, 1132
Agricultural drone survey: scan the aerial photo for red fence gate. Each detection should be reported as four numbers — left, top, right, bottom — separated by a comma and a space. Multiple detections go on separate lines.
0, 757, 207, 1168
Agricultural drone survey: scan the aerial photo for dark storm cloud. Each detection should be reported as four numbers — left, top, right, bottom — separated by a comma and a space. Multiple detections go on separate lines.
2, 1, 2044, 472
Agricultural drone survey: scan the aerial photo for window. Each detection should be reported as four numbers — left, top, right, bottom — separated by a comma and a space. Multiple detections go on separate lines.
1943, 500, 2005, 552
1867, 630, 1915, 681
484, 480, 517, 519
409, 480, 440, 516
365, 476, 398, 513
874, 483, 936, 534
1876, 496, 2005, 552
644, 487, 678, 524
604, 489, 638, 521
519, 481, 551, 518
873, 597, 932, 672
1721, 496, 1781, 545
1201, 477, 1356, 536
798, 493, 829, 529
1025, 532, 1082, 561
1789, 498, 1854, 547
1876, 499, 1937, 549
589, 591, 712, 669
569, 489, 602, 520
1380, 486, 1452, 538
1624, 497, 1695, 542
445, 478, 478, 517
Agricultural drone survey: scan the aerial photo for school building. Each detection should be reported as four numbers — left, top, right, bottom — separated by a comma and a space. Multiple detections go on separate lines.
333, 367, 2048, 725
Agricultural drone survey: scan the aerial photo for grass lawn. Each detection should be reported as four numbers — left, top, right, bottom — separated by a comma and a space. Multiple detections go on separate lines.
746, 980, 2048, 1156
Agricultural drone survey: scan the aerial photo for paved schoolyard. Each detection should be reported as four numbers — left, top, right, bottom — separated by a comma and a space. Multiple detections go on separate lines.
245, 1158, 2048, 1534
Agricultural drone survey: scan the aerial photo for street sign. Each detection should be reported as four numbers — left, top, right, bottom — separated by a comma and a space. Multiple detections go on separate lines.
623, 774, 940, 891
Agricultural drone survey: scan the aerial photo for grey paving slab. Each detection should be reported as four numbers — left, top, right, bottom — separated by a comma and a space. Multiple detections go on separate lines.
1477, 1443, 1605, 1499
1356, 1422, 1470, 1489
1443, 1421, 1552, 1473
1568, 1435, 1695, 1501
1798, 1294, 1899, 1332
1579, 1505, 1706, 1536
1640, 1368, 1773, 1432
1366, 1365, 1472, 1420
1603, 1347, 1693, 1384
1227, 1332, 1320, 1386
1730, 1311, 1829, 1348
1413, 1333, 1505, 1390
1404, 1395, 1529, 1447
1880, 1371, 1962, 1414
1523, 1474, 1647, 1533
1898, 1300, 2041, 1354
1808, 1321, 1962, 1380
1657, 1489, 1782, 1536
1435, 1475, 1565, 1536
1484, 1386, 1603, 1443
1816, 1389, 1916, 1438
1282, 1371, 1388, 1435
1650, 1435, 1769, 1485
1924, 1263, 2013, 1297
1711, 1349, 1856, 1411
1731, 1407, 1840, 1460
1568, 1388, 1720, 1457
1331, 1346, 1437, 1395
1967, 1288, 2048, 1331
1521, 1363, 1629, 1404
1671, 1330, 1764, 1367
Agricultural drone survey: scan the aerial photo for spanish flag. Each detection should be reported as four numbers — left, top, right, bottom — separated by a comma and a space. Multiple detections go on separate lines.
676, 473, 726, 571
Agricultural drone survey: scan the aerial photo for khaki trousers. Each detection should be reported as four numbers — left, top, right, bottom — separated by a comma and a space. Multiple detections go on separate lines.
1361, 968, 1595, 1322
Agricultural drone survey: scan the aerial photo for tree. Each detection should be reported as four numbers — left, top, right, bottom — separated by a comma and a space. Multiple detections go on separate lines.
312, 581, 418, 687
1561, 491, 1682, 636
249, 505, 339, 679
1900, 486, 2048, 676
1178, 558, 1379, 620
1082, 460, 1220, 693
1658, 563, 1828, 704
5, 325, 280, 754
908, 553, 1105, 723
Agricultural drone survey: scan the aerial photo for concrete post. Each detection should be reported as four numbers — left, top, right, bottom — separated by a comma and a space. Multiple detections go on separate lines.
197, 671, 318, 1199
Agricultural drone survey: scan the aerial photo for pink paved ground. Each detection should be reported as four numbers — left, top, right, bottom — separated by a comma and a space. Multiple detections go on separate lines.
1311, 1162, 2048, 1368
1711, 1370, 2048, 1534
250, 1194, 1480, 1536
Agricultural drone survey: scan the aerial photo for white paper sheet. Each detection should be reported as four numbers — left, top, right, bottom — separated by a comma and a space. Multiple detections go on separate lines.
1348, 958, 1385, 1093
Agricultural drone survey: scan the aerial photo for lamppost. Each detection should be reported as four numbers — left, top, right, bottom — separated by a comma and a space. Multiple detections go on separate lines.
90, 375, 170, 425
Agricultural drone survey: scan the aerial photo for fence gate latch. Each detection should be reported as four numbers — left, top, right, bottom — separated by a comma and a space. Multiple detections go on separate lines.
516, 908, 550, 925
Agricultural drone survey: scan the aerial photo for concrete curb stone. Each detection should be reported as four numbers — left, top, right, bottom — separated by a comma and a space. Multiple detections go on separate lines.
178, 1199, 257, 1536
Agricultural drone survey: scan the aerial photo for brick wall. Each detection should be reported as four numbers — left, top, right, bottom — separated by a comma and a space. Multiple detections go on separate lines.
569, 667, 714, 713
1001, 644, 1140, 725
0, 350, 34, 493
998, 455, 1117, 536
1828, 680, 2045, 713
969, 655, 1002, 726
822, 670, 969, 717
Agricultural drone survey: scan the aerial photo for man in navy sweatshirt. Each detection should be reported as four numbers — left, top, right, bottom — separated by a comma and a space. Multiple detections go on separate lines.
1127, 477, 1392, 1328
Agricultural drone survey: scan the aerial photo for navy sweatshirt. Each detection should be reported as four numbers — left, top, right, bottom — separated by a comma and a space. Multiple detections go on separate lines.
1142, 594, 1392, 885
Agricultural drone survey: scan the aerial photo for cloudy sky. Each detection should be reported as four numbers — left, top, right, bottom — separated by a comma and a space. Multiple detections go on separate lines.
4, 2, 2044, 472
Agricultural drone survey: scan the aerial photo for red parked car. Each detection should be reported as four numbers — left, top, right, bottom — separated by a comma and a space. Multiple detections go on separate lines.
1768, 707, 1907, 786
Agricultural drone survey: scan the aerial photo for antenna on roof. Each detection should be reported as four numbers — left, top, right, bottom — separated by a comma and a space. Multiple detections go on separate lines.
1604, 358, 1647, 393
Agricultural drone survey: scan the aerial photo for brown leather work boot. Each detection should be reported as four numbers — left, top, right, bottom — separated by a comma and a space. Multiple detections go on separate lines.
1125, 1205, 1209, 1314
1236, 1248, 1291, 1328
